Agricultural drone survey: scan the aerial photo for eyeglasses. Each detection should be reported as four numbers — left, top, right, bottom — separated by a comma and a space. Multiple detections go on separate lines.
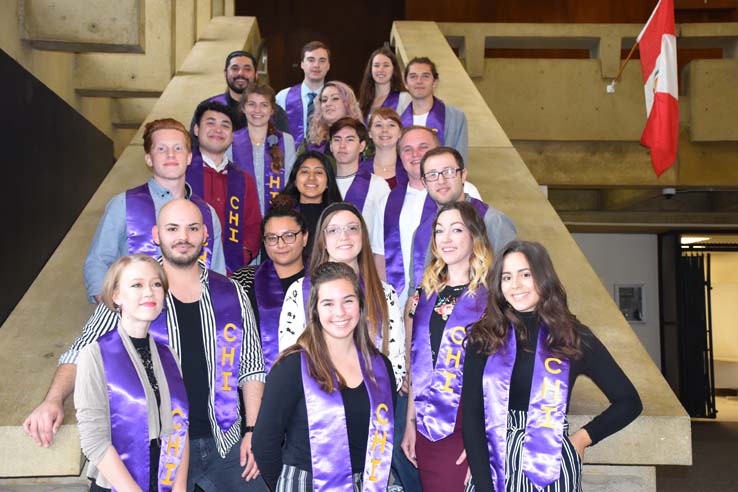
263, 230, 302, 246
323, 223, 361, 237
422, 167, 461, 182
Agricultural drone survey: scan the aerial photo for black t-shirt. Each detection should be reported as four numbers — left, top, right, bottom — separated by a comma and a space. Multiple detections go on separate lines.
172, 296, 212, 439
252, 351, 397, 490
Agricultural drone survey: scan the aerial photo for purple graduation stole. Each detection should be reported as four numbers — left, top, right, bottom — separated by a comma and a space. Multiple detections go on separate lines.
363, 91, 401, 125
482, 324, 570, 491
410, 285, 487, 441
98, 329, 189, 492
285, 85, 306, 145
254, 260, 292, 372
409, 194, 440, 288
207, 272, 244, 432
360, 155, 408, 187
469, 196, 490, 219
231, 128, 288, 213
382, 91, 401, 111
125, 183, 214, 269
301, 349, 394, 491
342, 167, 373, 214
186, 150, 247, 273
307, 140, 328, 154
400, 97, 446, 145
208, 93, 229, 105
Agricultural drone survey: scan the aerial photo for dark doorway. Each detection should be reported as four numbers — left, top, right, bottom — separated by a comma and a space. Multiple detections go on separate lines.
236, 0, 404, 92
659, 232, 718, 418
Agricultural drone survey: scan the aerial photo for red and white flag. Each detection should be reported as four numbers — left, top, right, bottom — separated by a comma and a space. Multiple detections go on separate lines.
638, 0, 679, 176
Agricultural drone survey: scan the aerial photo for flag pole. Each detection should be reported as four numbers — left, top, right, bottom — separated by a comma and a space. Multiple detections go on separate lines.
606, 41, 639, 93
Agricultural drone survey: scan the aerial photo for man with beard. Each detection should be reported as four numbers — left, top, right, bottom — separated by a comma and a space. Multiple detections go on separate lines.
190, 50, 289, 147
83, 118, 226, 303
24, 199, 268, 491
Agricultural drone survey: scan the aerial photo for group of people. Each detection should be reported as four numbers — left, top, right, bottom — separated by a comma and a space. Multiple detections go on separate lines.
22, 40, 642, 492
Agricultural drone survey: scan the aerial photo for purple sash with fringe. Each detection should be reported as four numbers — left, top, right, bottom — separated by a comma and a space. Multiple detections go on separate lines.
411, 285, 487, 441
187, 150, 247, 273
231, 128, 287, 212
400, 97, 446, 144
302, 349, 394, 491
98, 329, 189, 492
285, 85, 305, 144
384, 183, 437, 292
254, 260, 291, 372
482, 324, 570, 491
125, 183, 214, 269
342, 168, 373, 214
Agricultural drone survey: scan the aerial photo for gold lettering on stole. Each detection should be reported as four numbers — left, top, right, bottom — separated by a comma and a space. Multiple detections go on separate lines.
228, 196, 240, 244
440, 326, 465, 391
540, 405, 557, 429
222, 323, 237, 391
222, 346, 235, 366
171, 408, 184, 430
221, 371, 233, 391
368, 403, 391, 482
167, 435, 181, 456
224, 323, 237, 342
269, 175, 281, 188
539, 357, 563, 428
161, 463, 177, 485
199, 238, 209, 264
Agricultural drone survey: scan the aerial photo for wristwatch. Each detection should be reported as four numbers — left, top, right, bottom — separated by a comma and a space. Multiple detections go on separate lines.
243, 426, 255, 433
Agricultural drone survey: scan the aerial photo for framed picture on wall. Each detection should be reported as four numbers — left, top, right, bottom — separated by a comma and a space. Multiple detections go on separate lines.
614, 284, 645, 323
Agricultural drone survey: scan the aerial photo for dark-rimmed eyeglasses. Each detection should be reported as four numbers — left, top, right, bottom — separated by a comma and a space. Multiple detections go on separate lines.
263, 230, 302, 246
422, 167, 461, 182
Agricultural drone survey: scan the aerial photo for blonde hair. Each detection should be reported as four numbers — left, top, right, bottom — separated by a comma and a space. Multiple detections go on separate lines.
101, 255, 169, 312
420, 202, 492, 297
307, 81, 363, 145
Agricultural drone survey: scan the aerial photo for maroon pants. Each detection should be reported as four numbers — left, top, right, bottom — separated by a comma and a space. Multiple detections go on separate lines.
415, 406, 466, 492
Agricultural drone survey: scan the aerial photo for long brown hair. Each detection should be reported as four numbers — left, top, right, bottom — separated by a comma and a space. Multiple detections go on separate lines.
309, 202, 390, 355
358, 47, 406, 118
238, 84, 284, 174
467, 240, 582, 359
420, 202, 492, 298
279, 262, 379, 393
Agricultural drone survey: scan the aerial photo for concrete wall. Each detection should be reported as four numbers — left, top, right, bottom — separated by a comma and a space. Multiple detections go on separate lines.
1, 0, 231, 157
438, 22, 738, 188
710, 251, 738, 389
572, 233, 662, 369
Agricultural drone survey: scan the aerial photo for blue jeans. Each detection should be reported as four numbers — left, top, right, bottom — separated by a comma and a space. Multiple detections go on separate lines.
391, 392, 421, 492
188, 437, 268, 492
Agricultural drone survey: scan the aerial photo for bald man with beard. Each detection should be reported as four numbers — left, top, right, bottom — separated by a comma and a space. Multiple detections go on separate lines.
25, 199, 268, 491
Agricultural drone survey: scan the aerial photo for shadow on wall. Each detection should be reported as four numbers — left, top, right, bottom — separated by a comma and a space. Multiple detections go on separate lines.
0, 49, 113, 326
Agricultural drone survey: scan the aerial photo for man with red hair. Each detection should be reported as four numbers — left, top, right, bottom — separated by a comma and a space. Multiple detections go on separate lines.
83, 118, 226, 303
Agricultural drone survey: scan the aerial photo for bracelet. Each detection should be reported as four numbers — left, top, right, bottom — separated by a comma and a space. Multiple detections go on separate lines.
243, 426, 255, 433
